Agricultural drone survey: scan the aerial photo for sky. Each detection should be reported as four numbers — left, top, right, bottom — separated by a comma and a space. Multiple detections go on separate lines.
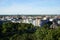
0, 0, 60, 15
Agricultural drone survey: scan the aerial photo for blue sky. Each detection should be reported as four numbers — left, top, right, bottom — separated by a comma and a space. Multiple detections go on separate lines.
0, 0, 60, 15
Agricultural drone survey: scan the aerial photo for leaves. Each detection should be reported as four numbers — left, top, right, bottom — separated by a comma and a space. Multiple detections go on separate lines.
0, 22, 60, 40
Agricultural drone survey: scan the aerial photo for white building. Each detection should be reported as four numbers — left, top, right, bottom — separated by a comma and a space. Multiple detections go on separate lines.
16, 16, 42, 26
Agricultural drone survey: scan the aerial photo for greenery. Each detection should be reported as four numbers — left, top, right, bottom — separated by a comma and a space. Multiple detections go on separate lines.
0, 22, 60, 40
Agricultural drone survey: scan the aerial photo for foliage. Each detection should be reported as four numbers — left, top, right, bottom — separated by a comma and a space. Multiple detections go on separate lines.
0, 22, 60, 40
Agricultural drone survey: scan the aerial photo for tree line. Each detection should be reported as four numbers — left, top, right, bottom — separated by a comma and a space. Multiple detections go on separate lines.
0, 22, 60, 40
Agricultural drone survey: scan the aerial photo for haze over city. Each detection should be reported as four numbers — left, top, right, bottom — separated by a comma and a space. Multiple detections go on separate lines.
0, 0, 60, 15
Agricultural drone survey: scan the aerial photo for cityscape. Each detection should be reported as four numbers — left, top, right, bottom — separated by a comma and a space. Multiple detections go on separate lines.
0, 15, 60, 40
0, 15, 60, 27
0, 0, 60, 40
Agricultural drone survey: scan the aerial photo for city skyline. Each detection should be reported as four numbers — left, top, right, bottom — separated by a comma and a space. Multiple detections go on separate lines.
0, 0, 60, 15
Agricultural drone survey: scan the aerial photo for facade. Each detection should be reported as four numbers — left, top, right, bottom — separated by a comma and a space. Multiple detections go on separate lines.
22, 16, 42, 26
35, 18, 41, 26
